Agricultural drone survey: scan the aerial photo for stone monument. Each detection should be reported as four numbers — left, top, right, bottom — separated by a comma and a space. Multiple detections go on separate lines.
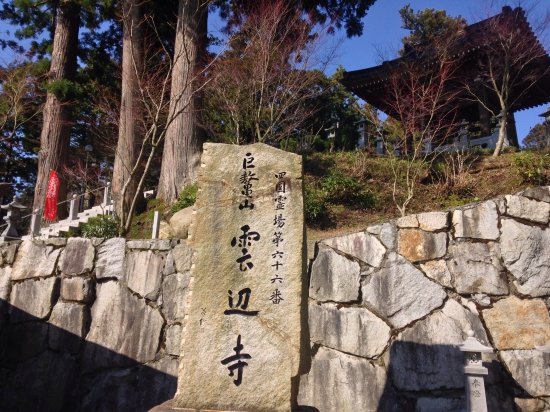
173, 143, 305, 412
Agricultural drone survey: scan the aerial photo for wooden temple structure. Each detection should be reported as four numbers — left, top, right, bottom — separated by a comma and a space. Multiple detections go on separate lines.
340, 6, 550, 149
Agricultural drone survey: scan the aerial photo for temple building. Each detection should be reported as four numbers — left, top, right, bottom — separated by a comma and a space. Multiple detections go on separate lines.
340, 6, 550, 150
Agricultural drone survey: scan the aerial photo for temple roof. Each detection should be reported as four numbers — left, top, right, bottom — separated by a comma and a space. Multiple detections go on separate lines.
341, 7, 550, 116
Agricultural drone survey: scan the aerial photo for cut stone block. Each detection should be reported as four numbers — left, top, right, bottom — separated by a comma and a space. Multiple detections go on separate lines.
95, 238, 126, 280
396, 215, 419, 228
366, 224, 381, 235
483, 296, 550, 350
500, 218, 550, 296
450, 241, 508, 295
60, 277, 92, 302
165, 324, 182, 356
420, 260, 453, 288
3, 243, 18, 265
161, 272, 190, 324
48, 301, 87, 354
171, 242, 193, 273
322, 230, 386, 267
398, 229, 447, 262
453, 201, 499, 240
309, 245, 361, 302
500, 350, 550, 397
379, 222, 398, 250
297, 346, 400, 412
309, 303, 390, 358
388, 299, 488, 391
523, 186, 550, 203
124, 250, 165, 300
83, 281, 164, 372
59, 238, 95, 276
0, 266, 11, 301
416, 211, 449, 231
9, 277, 59, 322
514, 397, 548, 412
362, 253, 446, 328
163, 251, 176, 275
127, 240, 171, 250
11, 241, 61, 280
505, 195, 550, 224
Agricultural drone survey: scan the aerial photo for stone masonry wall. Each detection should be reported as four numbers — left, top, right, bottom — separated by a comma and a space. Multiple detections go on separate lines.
0, 238, 192, 412
2, 187, 550, 412
298, 187, 550, 412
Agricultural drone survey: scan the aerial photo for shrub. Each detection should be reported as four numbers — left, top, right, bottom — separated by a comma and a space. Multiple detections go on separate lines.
511, 151, 550, 185
320, 170, 376, 209
171, 183, 198, 214
81, 215, 119, 239
304, 186, 329, 222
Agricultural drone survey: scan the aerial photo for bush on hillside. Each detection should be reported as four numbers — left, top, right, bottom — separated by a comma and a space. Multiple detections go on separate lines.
171, 183, 198, 214
511, 151, 550, 185
81, 215, 119, 239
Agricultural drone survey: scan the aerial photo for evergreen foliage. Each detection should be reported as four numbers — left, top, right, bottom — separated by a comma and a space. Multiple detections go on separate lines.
399, 5, 466, 55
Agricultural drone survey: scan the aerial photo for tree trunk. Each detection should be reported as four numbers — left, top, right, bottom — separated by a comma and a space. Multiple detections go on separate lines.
157, 0, 208, 205
493, 108, 507, 157
33, 0, 80, 219
112, 0, 144, 218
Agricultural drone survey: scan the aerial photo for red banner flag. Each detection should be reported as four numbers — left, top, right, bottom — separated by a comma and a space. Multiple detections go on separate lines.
44, 170, 60, 220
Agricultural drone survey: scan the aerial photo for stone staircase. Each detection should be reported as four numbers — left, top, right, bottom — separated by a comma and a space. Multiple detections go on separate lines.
38, 203, 114, 238
21, 185, 113, 240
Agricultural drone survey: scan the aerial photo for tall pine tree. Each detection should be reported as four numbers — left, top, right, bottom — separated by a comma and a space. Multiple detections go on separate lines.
157, 0, 378, 205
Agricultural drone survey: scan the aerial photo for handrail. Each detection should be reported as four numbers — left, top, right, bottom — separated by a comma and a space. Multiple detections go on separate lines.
49, 184, 111, 208
0, 184, 112, 239
36, 183, 112, 237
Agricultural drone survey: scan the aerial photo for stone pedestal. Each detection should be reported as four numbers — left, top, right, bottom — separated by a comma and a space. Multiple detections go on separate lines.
173, 143, 305, 412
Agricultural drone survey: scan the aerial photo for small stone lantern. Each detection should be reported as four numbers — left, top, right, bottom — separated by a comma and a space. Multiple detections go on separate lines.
375, 137, 384, 154
0, 196, 28, 242
456, 119, 469, 148
458, 330, 494, 412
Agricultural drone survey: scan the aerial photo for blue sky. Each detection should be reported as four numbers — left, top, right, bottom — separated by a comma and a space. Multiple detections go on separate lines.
1, 0, 548, 143
334, 0, 550, 142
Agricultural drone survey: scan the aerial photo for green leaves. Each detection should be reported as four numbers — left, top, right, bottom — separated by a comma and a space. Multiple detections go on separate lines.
398, 5, 466, 54
45, 79, 83, 101
81, 215, 120, 239
170, 183, 198, 214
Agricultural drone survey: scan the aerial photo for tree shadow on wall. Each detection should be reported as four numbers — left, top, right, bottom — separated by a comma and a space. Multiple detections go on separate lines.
297, 340, 523, 412
0, 299, 177, 412
378, 340, 521, 412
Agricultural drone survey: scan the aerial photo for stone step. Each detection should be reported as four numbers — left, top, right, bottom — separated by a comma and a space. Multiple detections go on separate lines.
37, 204, 113, 238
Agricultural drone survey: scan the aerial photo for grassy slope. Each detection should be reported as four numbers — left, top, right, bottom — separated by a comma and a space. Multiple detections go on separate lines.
304, 149, 549, 240
126, 149, 550, 241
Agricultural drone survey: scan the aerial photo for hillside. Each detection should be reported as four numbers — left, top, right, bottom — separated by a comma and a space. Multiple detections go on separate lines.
303, 148, 549, 240
124, 148, 550, 241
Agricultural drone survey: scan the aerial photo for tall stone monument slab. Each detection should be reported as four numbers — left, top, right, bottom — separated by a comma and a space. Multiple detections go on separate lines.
174, 143, 305, 412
